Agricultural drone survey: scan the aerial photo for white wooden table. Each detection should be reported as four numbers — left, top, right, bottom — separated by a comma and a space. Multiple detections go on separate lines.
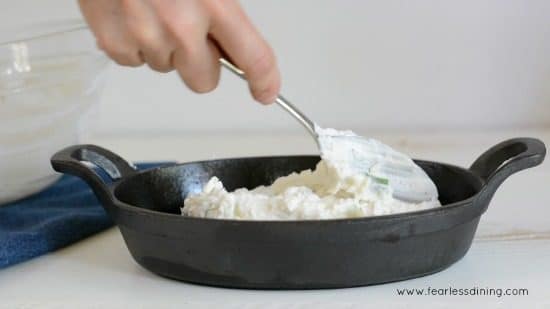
1, 129, 548, 308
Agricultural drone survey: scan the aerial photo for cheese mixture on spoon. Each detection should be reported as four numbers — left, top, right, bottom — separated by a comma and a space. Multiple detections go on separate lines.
182, 128, 440, 220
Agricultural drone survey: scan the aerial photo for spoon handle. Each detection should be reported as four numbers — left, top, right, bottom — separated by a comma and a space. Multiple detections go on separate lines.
219, 58, 317, 138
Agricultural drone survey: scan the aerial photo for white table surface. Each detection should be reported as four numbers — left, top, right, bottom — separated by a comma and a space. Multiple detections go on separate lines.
1, 129, 549, 308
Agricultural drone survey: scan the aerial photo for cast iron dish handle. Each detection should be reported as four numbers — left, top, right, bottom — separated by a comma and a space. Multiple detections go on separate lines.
51, 144, 137, 207
470, 137, 546, 204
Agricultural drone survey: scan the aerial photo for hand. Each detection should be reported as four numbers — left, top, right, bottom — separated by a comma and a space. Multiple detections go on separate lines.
78, 0, 281, 104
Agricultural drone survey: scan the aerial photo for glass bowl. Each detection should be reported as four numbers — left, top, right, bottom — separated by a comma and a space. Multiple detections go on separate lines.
0, 20, 110, 204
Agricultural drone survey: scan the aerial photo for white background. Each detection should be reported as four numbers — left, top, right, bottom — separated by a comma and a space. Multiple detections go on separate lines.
1, 0, 549, 135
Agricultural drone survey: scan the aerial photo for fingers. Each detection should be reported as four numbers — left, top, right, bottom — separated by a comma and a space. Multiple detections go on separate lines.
208, 1, 281, 104
151, 0, 220, 93
121, 0, 174, 72
79, 0, 143, 67
79, 0, 280, 101
172, 38, 221, 93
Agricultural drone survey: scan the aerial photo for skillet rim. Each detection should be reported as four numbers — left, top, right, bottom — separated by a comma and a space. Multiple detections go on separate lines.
109, 154, 485, 225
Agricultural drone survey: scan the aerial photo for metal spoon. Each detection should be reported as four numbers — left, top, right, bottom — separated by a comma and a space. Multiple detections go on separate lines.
219, 59, 316, 138
219, 58, 438, 203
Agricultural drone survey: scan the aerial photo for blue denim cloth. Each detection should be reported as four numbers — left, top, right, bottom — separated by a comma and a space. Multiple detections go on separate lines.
0, 162, 171, 269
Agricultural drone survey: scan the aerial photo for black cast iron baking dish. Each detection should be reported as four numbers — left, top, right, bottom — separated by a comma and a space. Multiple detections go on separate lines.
51, 137, 545, 289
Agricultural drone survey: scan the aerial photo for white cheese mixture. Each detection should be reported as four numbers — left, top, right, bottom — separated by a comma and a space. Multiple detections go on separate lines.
182, 128, 440, 220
